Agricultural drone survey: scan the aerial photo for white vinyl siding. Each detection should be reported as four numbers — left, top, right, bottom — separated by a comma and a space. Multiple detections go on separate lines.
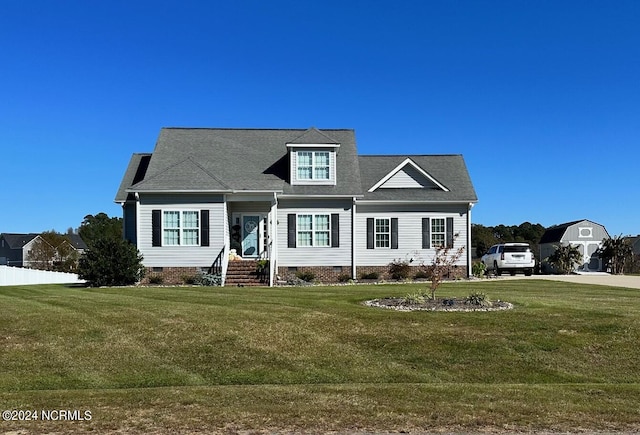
356, 203, 469, 267
277, 199, 352, 266
378, 165, 436, 189
137, 194, 225, 267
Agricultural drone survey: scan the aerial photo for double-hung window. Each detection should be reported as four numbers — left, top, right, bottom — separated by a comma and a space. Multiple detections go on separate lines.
297, 151, 330, 181
375, 218, 390, 248
163, 211, 199, 246
431, 218, 446, 248
297, 214, 330, 247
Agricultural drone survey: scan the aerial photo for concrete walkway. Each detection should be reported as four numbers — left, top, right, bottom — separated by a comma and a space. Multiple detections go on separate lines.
493, 273, 640, 289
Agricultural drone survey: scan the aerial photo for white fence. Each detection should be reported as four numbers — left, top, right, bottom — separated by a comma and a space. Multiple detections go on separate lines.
0, 265, 85, 286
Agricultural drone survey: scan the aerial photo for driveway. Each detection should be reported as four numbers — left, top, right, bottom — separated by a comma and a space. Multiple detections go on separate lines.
495, 273, 640, 289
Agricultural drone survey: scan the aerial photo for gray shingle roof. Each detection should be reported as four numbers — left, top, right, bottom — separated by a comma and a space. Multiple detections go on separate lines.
117, 128, 362, 198
1, 233, 40, 249
358, 155, 477, 202
65, 234, 88, 250
115, 153, 151, 202
115, 128, 477, 204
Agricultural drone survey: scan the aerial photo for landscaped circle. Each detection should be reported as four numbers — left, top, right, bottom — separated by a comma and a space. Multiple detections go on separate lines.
364, 297, 514, 312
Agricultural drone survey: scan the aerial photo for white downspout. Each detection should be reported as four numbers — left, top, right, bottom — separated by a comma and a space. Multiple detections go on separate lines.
134, 192, 141, 248
269, 192, 278, 287
352, 197, 357, 280
221, 196, 230, 286
467, 202, 474, 277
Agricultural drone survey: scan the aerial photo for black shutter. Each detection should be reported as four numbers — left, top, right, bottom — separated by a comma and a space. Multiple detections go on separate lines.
200, 210, 210, 247
331, 214, 339, 248
391, 218, 398, 249
152, 210, 162, 247
422, 218, 431, 249
287, 214, 296, 248
366, 218, 374, 249
446, 217, 454, 248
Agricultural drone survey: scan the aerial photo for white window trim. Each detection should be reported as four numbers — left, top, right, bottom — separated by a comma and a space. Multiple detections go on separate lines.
297, 151, 330, 181
297, 213, 331, 247
375, 217, 391, 249
290, 148, 336, 186
368, 158, 449, 192
431, 217, 446, 248
578, 227, 593, 238
163, 210, 200, 246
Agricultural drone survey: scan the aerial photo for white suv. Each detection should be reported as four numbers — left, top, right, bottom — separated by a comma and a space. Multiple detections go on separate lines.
481, 243, 535, 276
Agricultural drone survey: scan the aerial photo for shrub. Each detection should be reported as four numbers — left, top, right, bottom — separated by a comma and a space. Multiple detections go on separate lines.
388, 259, 412, 280
405, 291, 427, 304
359, 271, 379, 280
78, 237, 145, 287
182, 274, 198, 285
337, 273, 352, 283
255, 259, 269, 273
148, 274, 164, 285
472, 261, 487, 278
296, 271, 315, 282
547, 244, 582, 274
195, 272, 222, 286
413, 270, 430, 280
465, 292, 492, 307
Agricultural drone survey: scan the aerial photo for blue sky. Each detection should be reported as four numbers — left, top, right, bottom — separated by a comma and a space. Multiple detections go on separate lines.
2, 1, 639, 236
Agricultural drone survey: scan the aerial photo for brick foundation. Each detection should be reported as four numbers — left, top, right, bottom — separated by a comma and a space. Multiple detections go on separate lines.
277, 266, 353, 283
143, 264, 467, 286
277, 265, 467, 284
142, 267, 203, 285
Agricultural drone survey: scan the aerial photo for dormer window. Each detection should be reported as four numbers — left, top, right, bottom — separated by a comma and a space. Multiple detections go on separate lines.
286, 128, 341, 186
287, 145, 339, 186
297, 151, 330, 180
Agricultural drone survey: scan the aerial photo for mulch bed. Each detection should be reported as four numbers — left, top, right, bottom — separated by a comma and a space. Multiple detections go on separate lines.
364, 297, 514, 312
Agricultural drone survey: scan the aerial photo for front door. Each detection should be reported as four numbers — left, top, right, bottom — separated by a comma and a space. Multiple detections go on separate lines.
242, 215, 261, 257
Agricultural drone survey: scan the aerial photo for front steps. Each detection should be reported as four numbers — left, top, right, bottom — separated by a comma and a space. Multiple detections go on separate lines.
225, 260, 267, 286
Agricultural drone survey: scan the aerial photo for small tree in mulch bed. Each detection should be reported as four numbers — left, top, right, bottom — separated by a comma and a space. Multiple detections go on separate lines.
420, 235, 465, 300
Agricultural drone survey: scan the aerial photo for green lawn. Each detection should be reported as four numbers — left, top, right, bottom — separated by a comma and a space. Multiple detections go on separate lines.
1, 280, 639, 433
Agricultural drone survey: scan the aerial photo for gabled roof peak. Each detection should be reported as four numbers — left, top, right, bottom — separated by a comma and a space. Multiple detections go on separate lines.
287, 127, 340, 145
368, 157, 449, 192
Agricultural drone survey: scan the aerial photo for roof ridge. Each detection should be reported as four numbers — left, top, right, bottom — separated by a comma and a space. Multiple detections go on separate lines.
360, 154, 463, 157
159, 127, 353, 132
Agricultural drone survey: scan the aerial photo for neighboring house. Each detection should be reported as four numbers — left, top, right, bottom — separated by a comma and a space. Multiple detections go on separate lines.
0, 233, 42, 267
0, 233, 88, 269
115, 127, 478, 285
63, 233, 89, 256
539, 219, 610, 272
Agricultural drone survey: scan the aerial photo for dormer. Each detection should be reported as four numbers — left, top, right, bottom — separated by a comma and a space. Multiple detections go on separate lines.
287, 128, 340, 186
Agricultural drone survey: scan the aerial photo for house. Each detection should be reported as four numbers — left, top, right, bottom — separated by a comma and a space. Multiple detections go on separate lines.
0, 233, 42, 267
63, 234, 89, 255
0, 233, 89, 269
115, 127, 478, 285
539, 219, 610, 272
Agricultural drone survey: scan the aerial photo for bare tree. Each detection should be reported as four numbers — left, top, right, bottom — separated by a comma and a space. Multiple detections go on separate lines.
420, 235, 465, 300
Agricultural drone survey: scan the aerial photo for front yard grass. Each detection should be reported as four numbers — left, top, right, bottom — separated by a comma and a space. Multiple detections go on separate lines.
1, 280, 639, 433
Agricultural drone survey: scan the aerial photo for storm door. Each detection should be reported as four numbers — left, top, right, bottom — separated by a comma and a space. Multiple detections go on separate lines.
242, 215, 261, 257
